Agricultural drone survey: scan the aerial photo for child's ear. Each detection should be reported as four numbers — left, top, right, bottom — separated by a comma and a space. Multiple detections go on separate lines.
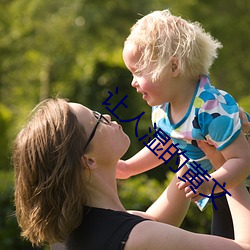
171, 57, 180, 77
171, 63, 177, 72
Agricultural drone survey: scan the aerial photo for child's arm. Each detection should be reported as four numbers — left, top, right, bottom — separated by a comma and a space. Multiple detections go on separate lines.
180, 131, 250, 200
211, 131, 250, 188
199, 108, 250, 171
116, 138, 173, 179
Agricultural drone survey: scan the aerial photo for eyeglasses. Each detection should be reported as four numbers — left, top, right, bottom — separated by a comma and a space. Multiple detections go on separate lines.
84, 111, 110, 151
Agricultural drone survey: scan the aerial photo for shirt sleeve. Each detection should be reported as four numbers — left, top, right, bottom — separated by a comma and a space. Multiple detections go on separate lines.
197, 89, 241, 151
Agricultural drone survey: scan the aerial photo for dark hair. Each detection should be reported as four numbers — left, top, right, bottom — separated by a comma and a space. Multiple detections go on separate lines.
13, 98, 88, 246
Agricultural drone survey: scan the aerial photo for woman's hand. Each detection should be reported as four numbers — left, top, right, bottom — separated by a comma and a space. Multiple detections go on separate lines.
239, 107, 250, 141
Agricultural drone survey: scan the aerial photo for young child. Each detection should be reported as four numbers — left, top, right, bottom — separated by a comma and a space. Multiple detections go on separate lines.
118, 9, 250, 239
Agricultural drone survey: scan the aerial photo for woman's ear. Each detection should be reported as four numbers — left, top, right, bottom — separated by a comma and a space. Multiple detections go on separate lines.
82, 155, 97, 169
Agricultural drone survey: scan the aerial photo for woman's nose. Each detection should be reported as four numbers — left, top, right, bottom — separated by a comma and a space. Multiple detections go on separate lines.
103, 114, 112, 122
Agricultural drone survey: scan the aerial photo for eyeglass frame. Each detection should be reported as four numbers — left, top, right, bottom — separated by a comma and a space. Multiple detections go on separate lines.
83, 111, 110, 151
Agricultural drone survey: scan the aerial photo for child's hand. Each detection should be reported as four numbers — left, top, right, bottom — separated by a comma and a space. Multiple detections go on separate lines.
116, 160, 131, 179
177, 177, 213, 202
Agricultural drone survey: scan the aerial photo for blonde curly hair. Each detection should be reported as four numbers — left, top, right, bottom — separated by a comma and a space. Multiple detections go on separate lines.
13, 98, 88, 246
125, 9, 222, 81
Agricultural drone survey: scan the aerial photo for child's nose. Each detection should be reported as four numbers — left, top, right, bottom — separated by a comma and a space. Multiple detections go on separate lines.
131, 78, 138, 88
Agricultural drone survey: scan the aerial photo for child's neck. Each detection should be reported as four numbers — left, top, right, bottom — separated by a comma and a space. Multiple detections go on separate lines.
169, 77, 198, 124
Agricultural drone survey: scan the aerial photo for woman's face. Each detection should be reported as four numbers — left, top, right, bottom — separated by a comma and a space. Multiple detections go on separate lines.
68, 103, 130, 161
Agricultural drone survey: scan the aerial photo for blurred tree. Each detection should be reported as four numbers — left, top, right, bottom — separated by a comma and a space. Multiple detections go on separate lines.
0, 0, 249, 248
0, 104, 12, 169
1, 0, 248, 144
185, 0, 250, 100
118, 172, 212, 234
239, 95, 250, 112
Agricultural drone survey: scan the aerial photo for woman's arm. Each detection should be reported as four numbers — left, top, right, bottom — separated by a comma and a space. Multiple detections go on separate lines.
125, 184, 250, 250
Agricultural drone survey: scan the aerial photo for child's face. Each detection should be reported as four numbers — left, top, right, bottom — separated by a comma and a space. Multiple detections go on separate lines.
123, 43, 173, 106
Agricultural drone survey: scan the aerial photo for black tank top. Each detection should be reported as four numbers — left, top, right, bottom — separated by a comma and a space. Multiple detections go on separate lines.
66, 206, 148, 250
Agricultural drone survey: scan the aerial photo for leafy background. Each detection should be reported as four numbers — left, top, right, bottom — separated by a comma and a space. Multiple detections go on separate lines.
0, 0, 249, 249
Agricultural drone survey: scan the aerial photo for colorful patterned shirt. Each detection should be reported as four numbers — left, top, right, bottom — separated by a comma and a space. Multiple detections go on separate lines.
152, 75, 241, 172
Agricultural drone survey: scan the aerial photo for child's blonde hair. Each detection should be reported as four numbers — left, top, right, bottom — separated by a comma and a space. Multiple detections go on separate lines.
125, 9, 222, 81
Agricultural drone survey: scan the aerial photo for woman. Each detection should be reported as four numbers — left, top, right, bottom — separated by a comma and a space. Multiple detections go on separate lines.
13, 98, 250, 249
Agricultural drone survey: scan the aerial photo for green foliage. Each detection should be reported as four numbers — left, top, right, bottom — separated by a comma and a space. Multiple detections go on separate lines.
0, 0, 249, 248
239, 95, 250, 113
1, 0, 249, 151
185, 1, 250, 100
0, 104, 13, 170
118, 171, 212, 234
119, 174, 163, 210
182, 202, 212, 234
